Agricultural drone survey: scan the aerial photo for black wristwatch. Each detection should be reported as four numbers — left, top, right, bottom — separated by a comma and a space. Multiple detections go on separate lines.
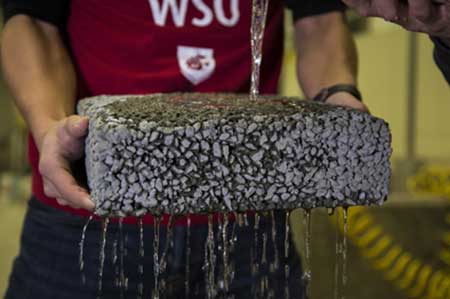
312, 84, 363, 103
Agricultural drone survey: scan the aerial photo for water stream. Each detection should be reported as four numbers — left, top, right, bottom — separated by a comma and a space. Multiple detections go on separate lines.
137, 218, 145, 299
159, 215, 174, 293
229, 214, 238, 286
269, 211, 279, 273
334, 207, 350, 299
97, 218, 110, 299
205, 214, 217, 299
185, 215, 191, 299
250, 0, 270, 100
252, 213, 261, 275
118, 218, 125, 299
342, 207, 349, 299
284, 211, 291, 299
153, 216, 162, 299
334, 211, 340, 299
79, 215, 93, 285
111, 230, 119, 288
222, 213, 231, 292
303, 209, 312, 297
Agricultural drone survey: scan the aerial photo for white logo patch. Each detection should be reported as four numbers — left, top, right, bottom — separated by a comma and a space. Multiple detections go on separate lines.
177, 46, 215, 85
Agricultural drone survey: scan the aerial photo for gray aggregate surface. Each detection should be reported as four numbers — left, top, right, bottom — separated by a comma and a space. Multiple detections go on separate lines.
77, 93, 392, 216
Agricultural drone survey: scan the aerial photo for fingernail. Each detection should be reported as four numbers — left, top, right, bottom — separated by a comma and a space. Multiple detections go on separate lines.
85, 197, 95, 210
77, 116, 88, 125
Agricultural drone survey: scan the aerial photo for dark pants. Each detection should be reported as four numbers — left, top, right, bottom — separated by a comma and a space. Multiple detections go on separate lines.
5, 198, 306, 299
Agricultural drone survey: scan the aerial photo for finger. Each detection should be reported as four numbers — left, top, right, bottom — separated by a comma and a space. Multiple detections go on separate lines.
342, 0, 365, 8
343, 0, 374, 16
408, 0, 434, 22
64, 115, 89, 140
374, 0, 401, 21
359, 103, 371, 114
57, 117, 88, 158
56, 198, 70, 207
45, 163, 95, 211
427, 5, 450, 35
57, 129, 86, 159
42, 179, 61, 199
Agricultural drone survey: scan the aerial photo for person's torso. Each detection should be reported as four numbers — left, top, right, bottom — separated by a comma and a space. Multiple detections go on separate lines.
68, 0, 285, 96
30, 0, 285, 224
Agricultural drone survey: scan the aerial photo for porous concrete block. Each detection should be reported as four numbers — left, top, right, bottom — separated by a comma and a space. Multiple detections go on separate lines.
77, 93, 392, 216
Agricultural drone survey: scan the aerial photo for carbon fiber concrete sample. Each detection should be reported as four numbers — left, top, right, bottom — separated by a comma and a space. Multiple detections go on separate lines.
77, 93, 392, 217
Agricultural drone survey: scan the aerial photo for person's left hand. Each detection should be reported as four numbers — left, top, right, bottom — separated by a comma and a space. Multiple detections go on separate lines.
325, 92, 371, 113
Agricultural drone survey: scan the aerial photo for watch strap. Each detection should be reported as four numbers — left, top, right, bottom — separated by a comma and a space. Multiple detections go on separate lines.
312, 84, 363, 103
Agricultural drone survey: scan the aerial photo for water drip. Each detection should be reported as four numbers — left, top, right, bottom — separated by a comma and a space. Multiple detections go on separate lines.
342, 207, 349, 299
97, 218, 110, 299
153, 216, 162, 299
252, 213, 261, 275
185, 215, 191, 299
137, 217, 144, 299
284, 211, 291, 299
250, 0, 270, 100
205, 214, 216, 299
119, 218, 125, 299
222, 213, 231, 292
303, 209, 312, 297
160, 215, 175, 273
79, 215, 93, 285
334, 210, 340, 299
270, 211, 279, 273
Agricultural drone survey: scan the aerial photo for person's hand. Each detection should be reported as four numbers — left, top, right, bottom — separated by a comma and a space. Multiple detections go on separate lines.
343, 0, 450, 41
37, 115, 95, 211
325, 92, 371, 113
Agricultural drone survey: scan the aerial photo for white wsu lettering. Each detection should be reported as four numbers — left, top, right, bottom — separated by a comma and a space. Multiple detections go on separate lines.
148, 0, 240, 27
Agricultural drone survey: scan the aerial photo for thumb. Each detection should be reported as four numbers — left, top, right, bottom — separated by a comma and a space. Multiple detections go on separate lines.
64, 115, 89, 139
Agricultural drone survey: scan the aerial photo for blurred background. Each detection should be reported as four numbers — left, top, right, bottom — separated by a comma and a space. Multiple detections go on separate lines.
0, 9, 449, 299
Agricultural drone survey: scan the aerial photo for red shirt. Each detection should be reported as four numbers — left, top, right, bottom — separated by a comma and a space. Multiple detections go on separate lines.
29, 0, 285, 224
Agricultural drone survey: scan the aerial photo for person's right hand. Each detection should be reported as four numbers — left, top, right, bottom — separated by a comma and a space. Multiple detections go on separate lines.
344, 0, 450, 41
37, 115, 95, 211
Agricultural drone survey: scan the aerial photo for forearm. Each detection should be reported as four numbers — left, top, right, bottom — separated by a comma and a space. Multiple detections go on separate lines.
1, 15, 76, 149
294, 12, 358, 99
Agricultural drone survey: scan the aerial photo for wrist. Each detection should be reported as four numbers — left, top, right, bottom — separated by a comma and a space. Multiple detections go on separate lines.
31, 117, 62, 152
